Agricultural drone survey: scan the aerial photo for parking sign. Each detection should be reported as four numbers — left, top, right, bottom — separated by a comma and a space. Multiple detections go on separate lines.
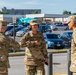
13, 17, 16, 23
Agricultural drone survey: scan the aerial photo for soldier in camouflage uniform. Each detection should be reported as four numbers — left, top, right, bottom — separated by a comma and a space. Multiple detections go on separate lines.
0, 21, 20, 75
68, 15, 76, 75
20, 20, 48, 75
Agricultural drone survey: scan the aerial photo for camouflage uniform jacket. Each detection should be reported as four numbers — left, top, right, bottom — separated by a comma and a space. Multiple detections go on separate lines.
71, 28, 76, 64
0, 32, 20, 69
20, 31, 48, 65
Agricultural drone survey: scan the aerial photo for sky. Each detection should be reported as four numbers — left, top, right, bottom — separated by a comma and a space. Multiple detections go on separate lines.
0, 0, 76, 14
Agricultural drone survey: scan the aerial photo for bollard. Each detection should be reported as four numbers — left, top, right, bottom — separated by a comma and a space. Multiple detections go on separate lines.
13, 23, 16, 40
13, 23, 16, 53
67, 49, 72, 75
48, 53, 53, 75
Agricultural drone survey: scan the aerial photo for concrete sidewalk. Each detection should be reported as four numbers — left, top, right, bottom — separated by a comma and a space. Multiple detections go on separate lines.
53, 73, 67, 75
53, 74, 67, 75
54, 74, 67, 75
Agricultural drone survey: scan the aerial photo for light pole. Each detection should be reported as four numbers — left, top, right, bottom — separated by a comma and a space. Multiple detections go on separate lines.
13, 17, 16, 40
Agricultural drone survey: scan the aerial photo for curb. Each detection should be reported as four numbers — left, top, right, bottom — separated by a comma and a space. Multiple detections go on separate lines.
9, 52, 25, 57
53, 72, 67, 75
9, 49, 67, 57
9, 53, 67, 75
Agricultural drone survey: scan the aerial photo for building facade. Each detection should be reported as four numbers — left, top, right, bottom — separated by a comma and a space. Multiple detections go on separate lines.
1, 7, 41, 15
0, 14, 71, 23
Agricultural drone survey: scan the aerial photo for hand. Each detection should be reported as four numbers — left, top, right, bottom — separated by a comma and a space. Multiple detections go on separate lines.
34, 41, 38, 45
45, 58, 48, 63
44, 58, 48, 65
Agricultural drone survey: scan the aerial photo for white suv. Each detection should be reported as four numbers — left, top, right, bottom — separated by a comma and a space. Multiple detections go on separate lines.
49, 24, 58, 31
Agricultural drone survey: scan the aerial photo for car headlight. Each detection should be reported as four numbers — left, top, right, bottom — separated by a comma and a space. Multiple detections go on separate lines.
5, 32, 9, 35
69, 40, 71, 43
62, 41, 65, 44
48, 41, 54, 44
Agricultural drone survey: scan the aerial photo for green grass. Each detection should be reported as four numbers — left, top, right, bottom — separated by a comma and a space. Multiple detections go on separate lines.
9, 48, 69, 56
48, 48, 69, 53
9, 51, 25, 56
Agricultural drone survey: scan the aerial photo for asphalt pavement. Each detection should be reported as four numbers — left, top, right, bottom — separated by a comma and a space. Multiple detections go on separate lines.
9, 30, 71, 75
8, 53, 69, 75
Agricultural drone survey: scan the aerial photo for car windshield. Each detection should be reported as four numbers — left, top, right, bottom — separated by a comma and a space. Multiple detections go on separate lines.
46, 34, 59, 39
40, 25, 50, 30
68, 32, 72, 37
46, 25, 50, 29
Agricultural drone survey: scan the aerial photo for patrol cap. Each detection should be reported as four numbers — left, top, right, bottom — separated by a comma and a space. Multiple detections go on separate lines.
68, 15, 76, 23
29, 20, 39, 25
0, 20, 7, 27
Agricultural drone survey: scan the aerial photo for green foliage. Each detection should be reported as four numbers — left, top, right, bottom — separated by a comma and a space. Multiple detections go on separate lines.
34, 10, 38, 14
0, 11, 9, 14
63, 10, 71, 15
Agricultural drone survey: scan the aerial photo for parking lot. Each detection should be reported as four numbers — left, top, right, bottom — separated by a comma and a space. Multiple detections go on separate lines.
8, 30, 71, 75
10, 30, 72, 51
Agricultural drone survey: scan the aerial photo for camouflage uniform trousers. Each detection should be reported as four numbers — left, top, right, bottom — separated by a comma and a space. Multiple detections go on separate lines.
25, 64, 45, 75
0, 68, 8, 75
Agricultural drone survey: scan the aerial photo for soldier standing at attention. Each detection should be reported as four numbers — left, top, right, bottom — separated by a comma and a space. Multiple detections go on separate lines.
0, 21, 20, 75
20, 20, 48, 75
68, 15, 76, 75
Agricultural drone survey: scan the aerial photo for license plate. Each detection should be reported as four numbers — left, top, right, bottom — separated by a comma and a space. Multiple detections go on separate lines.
57, 44, 60, 46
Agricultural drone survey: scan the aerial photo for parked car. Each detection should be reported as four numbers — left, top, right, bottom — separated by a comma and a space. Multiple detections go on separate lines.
54, 22, 62, 25
39, 25, 52, 33
5, 26, 24, 36
63, 23, 68, 26
56, 24, 69, 30
16, 27, 29, 36
6, 25, 18, 31
49, 24, 58, 31
59, 31, 73, 47
43, 32, 65, 49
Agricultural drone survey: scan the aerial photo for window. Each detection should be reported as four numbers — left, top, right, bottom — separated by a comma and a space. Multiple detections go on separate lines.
46, 34, 58, 39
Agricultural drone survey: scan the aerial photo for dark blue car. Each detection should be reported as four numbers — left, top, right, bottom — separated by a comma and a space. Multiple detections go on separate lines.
5, 26, 24, 36
43, 32, 65, 49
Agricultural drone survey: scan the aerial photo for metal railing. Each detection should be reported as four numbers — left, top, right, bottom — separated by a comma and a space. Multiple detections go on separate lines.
48, 49, 72, 75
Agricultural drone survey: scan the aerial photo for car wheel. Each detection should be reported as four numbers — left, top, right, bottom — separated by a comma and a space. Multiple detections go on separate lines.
60, 46, 64, 49
54, 28, 58, 31
64, 27, 69, 30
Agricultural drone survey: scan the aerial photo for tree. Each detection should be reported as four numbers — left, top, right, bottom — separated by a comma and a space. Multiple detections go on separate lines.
0, 11, 9, 14
34, 10, 38, 14
63, 11, 68, 15
68, 11, 71, 15
63, 10, 71, 15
